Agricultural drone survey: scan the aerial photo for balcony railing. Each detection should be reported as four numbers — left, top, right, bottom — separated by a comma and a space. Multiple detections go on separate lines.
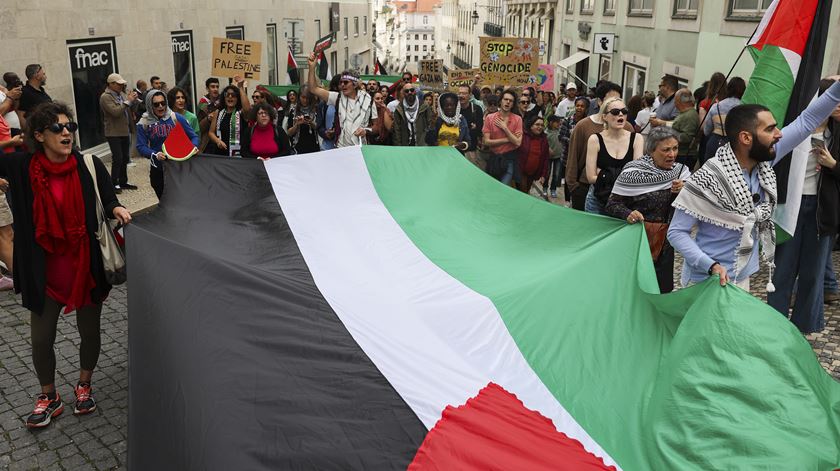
483, 22, 504, 37
453, 55, 472, 69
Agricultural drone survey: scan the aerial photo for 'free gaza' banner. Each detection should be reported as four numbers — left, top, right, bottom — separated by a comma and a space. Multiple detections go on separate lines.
479, 37, 538, 87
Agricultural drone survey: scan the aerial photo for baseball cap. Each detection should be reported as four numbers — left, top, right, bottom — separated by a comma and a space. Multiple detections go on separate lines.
107, 73, 127, 85
566, 82, 577, 90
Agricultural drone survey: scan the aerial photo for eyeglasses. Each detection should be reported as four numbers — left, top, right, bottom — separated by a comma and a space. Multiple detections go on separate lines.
152, 101, 167, 108
224, 92, 237, 97
404, 89, 416, 94
45, 122, 78, 133
607, 108, 629, 116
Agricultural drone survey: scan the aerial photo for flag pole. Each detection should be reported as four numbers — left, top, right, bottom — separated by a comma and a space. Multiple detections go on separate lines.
695, 23, 761, 139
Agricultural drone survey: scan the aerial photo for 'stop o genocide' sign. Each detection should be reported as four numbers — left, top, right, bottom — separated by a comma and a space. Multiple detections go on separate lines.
479, 37, 539, 87
211, 37, 262, 80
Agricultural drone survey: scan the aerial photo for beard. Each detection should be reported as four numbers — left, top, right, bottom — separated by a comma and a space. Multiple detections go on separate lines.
749, 134, 776, 162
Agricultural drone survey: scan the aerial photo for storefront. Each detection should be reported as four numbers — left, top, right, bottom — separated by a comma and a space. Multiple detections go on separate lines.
171, 31, 197, 111
67, 37, 118, 152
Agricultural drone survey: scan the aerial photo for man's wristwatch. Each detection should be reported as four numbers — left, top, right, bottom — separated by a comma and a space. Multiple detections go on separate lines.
708, 262, 720, 276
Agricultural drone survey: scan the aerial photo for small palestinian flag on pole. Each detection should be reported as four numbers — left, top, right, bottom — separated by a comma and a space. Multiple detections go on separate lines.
374, 58, 388, 75
313, 32, 336, 55
741, 0, 832, 241
316, 50, 331, 81
287, 46, 300, 85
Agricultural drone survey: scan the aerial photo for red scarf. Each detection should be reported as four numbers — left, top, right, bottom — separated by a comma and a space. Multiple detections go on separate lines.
29, 152, 94, 312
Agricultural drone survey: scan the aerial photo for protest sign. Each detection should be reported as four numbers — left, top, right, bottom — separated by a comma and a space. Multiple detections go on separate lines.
211, 37, 262, 80
418, 59, 445, 91
479, 37, 538, 87
536, 64, 555, 92
447, 68, 479, 91
313, 32, 336, 55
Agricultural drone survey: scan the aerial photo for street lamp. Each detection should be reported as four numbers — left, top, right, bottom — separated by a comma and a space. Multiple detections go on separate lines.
446, 44, 451, 53
471, 9, 479, 27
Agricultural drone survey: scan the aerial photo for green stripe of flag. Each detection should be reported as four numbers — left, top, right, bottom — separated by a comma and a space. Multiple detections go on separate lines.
362, 145, 840, 469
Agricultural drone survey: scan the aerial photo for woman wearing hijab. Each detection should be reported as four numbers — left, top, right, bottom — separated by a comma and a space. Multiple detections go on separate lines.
207, 83, 251, 157
425, 92, 469, 152
136, 89, 199, 199
283, 87, 319, 155
0, 102, 132, 428
516, 115, 550, 194
606, 126, 689, 293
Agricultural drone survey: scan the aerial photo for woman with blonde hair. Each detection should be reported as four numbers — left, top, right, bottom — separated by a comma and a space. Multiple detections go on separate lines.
584, 97, 644, 214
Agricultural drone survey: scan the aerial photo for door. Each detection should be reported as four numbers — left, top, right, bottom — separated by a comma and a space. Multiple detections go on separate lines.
67, 37, 118, 151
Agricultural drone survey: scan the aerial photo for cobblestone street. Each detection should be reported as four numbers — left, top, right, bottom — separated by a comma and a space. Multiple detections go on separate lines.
0, 166, 838, 470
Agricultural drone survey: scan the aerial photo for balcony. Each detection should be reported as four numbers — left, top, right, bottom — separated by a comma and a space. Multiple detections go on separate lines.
483, 22, 504, 37
453, 55, 472, 69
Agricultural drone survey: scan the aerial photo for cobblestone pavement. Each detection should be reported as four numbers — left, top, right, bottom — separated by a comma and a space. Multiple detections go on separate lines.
0, 170, 838, 470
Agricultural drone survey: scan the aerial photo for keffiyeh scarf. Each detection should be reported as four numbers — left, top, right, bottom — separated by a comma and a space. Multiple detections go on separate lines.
402, 97, 420, 145
672, 143, 778, 291
611, 155, 690, 197
216, 109, 242, 157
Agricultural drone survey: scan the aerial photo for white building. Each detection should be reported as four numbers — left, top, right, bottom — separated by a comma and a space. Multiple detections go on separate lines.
0, 0, 372, 154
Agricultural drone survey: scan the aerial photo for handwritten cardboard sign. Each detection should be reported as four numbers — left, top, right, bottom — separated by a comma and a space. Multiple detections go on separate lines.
418, 59, 445, 91
447, 68, 479, 91
211, 37, 262, 80
479, 37, 538, 87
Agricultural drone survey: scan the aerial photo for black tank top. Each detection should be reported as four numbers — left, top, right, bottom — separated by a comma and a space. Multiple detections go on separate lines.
595, 132, 636, 170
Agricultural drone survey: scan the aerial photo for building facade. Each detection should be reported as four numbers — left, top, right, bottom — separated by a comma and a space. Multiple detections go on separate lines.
0, 0, 371, 154
505, 1, 558, 65
553, 0, 840, 99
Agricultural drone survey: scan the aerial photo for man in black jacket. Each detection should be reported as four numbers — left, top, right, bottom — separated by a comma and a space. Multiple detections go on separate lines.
458, 85, 484, 168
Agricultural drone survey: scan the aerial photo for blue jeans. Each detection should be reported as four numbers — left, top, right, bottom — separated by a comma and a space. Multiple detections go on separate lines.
584, 185, 606, 215
499, 151, 520, 187
825, 245, 838, 293
767, 196, 830, 333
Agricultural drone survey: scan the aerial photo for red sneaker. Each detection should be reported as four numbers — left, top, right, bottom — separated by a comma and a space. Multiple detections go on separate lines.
74, 382, 97, 415
25, 393, 63, 428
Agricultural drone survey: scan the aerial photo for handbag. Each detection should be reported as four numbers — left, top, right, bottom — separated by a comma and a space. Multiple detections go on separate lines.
643, 221, 669, 262
82, 154, 127, 285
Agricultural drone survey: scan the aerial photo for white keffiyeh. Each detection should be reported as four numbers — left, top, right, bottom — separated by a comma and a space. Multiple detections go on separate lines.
672, 143, 778, 291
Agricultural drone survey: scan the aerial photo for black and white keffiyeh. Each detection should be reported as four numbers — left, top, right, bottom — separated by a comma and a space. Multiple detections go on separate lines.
437, 93, 461, 126
611, 155, 690, 197
402, 97, 420, 144
672, 143, 778, 290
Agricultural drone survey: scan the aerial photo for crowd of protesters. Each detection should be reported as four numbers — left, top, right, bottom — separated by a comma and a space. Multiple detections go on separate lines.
0, 54, 839, 433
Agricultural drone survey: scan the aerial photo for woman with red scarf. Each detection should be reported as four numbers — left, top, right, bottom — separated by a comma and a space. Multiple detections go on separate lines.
0, 102, 131, 429
516, 115, 550, 194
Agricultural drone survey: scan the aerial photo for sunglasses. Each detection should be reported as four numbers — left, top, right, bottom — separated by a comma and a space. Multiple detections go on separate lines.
607, 108, 629, 116
404, 89, 416, 94
224, 92, 238, 97
152, 101, 167, 108
45, 122, 78, 133
252, 95, 262, 100
519, 100, 529, 104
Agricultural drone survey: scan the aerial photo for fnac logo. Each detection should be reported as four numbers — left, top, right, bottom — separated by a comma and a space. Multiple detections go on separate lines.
74, 48, 109, 69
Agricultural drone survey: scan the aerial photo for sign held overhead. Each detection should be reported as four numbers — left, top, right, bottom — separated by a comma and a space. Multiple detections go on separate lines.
211, 37, 262, 80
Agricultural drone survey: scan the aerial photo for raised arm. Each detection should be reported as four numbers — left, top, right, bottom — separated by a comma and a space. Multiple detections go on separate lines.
307, 53, 331, 103
774, 78, 840, 162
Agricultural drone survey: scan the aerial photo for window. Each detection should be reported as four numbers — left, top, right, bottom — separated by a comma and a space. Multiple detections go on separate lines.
315, 19, 321, 38
363, 16, 368, 34
414, 45, 419, 51
565, 0, 574, 13
629, 0, 654, 15
407, 44, 411, 51
266, 24, 278, 85
225, 26, 244, 40
343, 17, 348, 39
604, 0, 616, 14
415, 34, 419, 40
580, 0, 594, 13
622, 63, 647, 102
344, 47, 349, 70
599, 56, 611, 81
354, 17, 359, 36
422, 45, 427, 52
423, 15, 429, 24
423, 34, 428, 40
673, 0, 698, 16
414, 55, 419, 62
406, 55, 411, 62
729, 0, 772, 17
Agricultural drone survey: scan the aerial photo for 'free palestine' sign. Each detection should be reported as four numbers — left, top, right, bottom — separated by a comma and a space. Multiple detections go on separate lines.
211, 37, 262, 80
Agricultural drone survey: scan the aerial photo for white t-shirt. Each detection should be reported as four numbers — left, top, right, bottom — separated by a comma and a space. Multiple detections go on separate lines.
636, 107, 653, 135
554, 97, 575, 119
387, 99, 399, 114
327, 90, 378, 148
0, 92, 20, 129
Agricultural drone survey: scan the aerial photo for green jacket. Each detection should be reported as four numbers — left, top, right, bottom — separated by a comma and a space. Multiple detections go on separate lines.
392, 102, 435, 147
672, 108, 699, 157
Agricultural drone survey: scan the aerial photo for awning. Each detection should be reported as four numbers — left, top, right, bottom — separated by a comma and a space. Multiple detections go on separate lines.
557, 51, 590, 69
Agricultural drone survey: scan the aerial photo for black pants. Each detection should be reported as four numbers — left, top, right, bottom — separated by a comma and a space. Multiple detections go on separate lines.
107, 136, 130, 187
31, 297, 102, 386
150, 166, 164, 200
570, 185, 589, 211
654, 245, 675, 294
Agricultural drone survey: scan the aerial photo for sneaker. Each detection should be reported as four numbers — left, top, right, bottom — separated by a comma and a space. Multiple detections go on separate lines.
113, 186, 122, 194
0, 276, 13, 291
550, 190, 557, 198
122, 183, 139, 190
26, 393, 63, 428
73, 382, 96, 415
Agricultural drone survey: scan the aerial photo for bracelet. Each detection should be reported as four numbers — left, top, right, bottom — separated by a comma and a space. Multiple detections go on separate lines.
707, 262, 720, 276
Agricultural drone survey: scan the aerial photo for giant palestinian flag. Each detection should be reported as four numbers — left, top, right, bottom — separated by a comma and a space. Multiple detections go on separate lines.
741, 0, 832, 240
128, 147, 840, 470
